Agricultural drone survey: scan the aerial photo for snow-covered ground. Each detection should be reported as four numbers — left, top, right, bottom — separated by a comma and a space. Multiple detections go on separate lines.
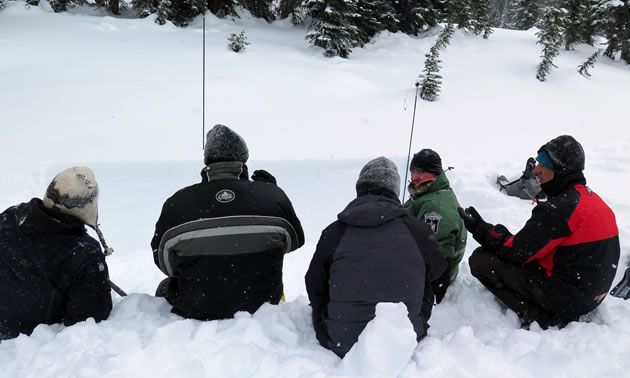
1, 1, 630, 376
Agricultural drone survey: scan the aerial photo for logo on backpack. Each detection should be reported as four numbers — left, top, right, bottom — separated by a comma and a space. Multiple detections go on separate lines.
216, 189, 236, 203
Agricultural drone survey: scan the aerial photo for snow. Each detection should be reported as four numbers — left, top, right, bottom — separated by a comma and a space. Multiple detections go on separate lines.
1, 1, 630, 376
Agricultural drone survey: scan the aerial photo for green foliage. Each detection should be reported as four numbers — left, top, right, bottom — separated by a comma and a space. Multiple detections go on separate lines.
305, 0, 362, 58
598, 0, 630, 64
577, 48, 602, 76
513, 0, 541, 29
228, 29, 251, 52
536, 7, 565, 81
419, 24, 454, 101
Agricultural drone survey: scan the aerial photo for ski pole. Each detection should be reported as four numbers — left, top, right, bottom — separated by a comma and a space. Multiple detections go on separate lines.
93, 224, 127, 297
402, 81, 421, 204
202, 12, 206, 150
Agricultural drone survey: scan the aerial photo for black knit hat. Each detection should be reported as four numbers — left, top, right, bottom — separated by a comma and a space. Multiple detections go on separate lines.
410, 149, 443, 175
537, 135, 584, 174
204, 124, 249, 165
356, 156, 401, 197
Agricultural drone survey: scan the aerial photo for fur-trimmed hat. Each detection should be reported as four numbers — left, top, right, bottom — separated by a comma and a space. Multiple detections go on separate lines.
356, 156, 401, 197
43, 167, 99, 227
537, 135, 585, 174
410, 148, 443, 175
204, 124, 249, 165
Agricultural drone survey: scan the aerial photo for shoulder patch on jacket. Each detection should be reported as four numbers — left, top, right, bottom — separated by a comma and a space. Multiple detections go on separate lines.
424, 212, 442, 234
215, 189, 236, 203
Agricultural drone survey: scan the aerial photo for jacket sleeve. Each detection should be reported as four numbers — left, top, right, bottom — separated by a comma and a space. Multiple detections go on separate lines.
275, 187, 305, 250
151, 197, 175, 266
477, 200, 572, 265
402, 217, 448, 302
305, 222, 344, 331
64, 245, 113, 326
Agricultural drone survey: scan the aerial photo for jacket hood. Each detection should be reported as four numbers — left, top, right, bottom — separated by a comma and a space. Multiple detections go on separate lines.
338, 194, 408, 227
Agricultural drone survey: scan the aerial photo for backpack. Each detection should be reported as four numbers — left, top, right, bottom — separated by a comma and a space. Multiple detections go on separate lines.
496, 157, 547, 202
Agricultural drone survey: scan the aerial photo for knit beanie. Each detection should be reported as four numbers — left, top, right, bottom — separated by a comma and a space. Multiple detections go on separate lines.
204, 124, 249, 165
537, 135, 585, 174
410, 149, 443, 175
43, 167, 99, 227
356, 157, 401, 197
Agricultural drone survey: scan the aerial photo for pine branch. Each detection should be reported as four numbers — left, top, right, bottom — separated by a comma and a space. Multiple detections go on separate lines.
577, 49, 602, 77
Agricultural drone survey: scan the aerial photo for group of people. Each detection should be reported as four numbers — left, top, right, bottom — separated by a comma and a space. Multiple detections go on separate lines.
0, 125, 621, 359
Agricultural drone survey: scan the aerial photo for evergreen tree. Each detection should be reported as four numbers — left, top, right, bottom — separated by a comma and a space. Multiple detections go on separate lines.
420, 45, 443, 101
0, 0, 5, 10
207, 0, 239, 18
392, 0, 440, 36
471, 0, 494, 38
562, 0, 587, 50
305, 0, 361, 58
598, 0, 630, 64
49, 0, 71, 12
448, 0, 474, 29
581, 0, 600, 45
419, 24, 453, 101
354, 0, 398, 43
95, 0, 123, 14
242, 0, 274, 21
577, 48, 602, 76
131, 0, 158, 18
535, 7, 564, 81
513, 0, 541, 29
274, 0, 306, 23
228, 29, 251, 52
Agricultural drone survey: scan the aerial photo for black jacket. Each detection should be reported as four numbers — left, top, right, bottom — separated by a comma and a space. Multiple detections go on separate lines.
305, 194, 447, 357
151, 163, 305, 320
472, 172, 620, 317
0, 199, 112, 340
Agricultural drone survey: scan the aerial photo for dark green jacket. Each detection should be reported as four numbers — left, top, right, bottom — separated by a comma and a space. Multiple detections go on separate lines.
404, 172, 467, 282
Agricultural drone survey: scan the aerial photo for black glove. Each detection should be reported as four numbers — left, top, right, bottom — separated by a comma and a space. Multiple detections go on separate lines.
458, 206, 485, 233
431, 260, 451, 304
251, 169, 277, 185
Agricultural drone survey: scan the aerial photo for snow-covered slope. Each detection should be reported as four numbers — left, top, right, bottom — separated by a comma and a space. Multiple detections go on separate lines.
1, 2, 629, 376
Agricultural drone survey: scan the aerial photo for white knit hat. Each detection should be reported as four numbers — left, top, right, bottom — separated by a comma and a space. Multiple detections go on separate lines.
43, 167, 99, 227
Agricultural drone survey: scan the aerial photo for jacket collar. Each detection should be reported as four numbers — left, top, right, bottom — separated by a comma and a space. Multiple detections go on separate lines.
540, 171, 586, 197
200, 162, 249, 182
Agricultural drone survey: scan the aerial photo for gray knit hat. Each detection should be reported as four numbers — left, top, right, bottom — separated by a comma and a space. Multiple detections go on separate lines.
43, 167, 99, 227
204, 124, 249, 165
356, 157, 401, 197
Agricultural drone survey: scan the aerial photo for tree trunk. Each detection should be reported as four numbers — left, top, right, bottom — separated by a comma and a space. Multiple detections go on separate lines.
109, 0, 120, 15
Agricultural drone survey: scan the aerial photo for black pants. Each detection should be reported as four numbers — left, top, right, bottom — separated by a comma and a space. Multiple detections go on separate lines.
469, 247, 564, 328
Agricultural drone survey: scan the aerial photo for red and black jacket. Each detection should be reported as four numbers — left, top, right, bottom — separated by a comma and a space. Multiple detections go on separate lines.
473, 172, 620, 316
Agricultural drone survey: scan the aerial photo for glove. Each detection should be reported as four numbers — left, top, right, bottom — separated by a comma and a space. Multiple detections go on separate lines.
458, 206, 485, 233
251, 169, 277, 185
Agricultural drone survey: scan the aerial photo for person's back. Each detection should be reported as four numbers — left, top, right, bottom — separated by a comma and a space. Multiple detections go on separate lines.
152, 125, 304, 320
306, 157, 447, 357
0, 168, 112, 340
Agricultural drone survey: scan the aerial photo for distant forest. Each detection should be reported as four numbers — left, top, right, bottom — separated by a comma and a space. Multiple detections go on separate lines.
2, 0, 628, 63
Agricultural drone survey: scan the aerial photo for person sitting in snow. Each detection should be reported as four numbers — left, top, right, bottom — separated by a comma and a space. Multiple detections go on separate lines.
0, 167, 113, 340
459, 135, 620, 329
403, 148, 467, 299
151, 124, 304, 320
305, 157, 448, 358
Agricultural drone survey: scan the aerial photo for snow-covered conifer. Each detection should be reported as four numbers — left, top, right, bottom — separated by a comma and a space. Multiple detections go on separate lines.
305, 0, 361, 58
598, 0, 630, 64
354, 0, 398, 43
577, 48, 602, 76
228, 29, 251, 52
563, 0, 588, 50
513, 0, 541, 29
420, 45, 443, 101
536, 7, 565, 81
